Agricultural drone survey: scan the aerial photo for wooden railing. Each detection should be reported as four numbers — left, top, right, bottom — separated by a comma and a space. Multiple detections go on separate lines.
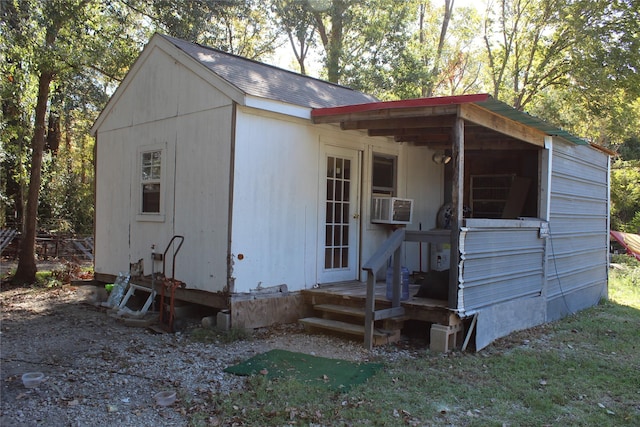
361, 228, 451, 349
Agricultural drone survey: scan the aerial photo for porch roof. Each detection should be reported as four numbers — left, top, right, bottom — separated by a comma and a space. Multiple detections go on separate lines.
311, 94, 589, 148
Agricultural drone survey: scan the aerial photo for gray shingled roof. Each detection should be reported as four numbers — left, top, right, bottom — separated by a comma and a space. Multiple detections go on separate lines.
162, 35, 378, 109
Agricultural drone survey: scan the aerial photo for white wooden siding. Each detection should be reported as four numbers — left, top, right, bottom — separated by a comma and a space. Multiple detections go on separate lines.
94, 45, 234, 292
97, 45, 233, 133
230, 109, 321, 293
94, 127, 133, 276
172, 106, 232, 291
229, 109, 445, 293
402, 145, 444, 273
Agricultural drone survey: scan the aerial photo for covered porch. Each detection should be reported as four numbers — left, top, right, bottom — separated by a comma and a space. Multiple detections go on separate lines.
306, 94, 571, 351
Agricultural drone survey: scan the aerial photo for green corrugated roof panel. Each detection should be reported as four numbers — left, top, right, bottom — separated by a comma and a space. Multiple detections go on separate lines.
476, 97, 590, 146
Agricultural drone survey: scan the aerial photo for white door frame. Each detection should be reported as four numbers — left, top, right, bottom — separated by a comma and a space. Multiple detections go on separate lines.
317, 145, 362, 283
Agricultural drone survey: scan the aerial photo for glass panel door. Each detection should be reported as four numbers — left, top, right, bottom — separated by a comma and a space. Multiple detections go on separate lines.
319, 147, 360, 283
325, 156, 351, 269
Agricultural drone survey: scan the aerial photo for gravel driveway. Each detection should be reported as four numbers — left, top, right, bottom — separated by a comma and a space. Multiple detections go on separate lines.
0, 279, 419, 426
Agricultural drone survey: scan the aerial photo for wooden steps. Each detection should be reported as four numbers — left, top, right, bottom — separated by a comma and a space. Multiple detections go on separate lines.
312, 303, 366, 318
299, 303, 404, 346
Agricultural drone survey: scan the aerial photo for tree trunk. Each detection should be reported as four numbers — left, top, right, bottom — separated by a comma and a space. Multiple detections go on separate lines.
313, 0, 345, 84
426, 0, 454, 97
326, 0, 345, 83
12, 71, 54, 284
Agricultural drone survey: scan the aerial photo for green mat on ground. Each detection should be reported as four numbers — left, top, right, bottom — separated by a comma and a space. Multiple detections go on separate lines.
224, 349, 383, 392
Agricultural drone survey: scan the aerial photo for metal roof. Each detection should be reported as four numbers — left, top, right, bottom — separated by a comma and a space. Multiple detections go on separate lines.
475, 96, 589, 146
312, 93, 590, 146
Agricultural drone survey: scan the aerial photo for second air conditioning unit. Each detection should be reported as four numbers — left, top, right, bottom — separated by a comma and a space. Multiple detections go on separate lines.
371, 196, 414, 225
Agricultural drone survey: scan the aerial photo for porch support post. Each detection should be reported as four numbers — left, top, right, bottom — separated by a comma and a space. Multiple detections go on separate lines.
364, 272, 375, 350
448, 110, 464, 309
391, 245, 402, 307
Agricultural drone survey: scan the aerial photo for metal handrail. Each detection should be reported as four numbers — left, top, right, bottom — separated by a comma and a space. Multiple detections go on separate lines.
162, 235, 184, 280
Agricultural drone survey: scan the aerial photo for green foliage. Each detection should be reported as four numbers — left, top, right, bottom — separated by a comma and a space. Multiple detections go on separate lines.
610, 160, 640, 233
565, 0, 640, 102
618, 136, 640, 161
270, 0, 318, 74
132, 0, 278, 59
338, 0, 415, 98
1, 0, 148, 234
482, 0, 578, 110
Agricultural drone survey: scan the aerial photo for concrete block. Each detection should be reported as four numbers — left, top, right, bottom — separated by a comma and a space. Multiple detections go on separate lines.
216, 310, 231, 331
430, 323, 463, 353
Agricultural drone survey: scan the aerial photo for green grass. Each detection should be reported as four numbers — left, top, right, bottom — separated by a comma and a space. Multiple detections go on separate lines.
184, 258, 640, 426
609, 255, 640, 309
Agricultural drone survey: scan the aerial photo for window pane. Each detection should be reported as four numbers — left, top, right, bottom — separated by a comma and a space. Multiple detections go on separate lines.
142, 150, 161, 181
336, 158, 343, 178
372, 154, 395, 194
327, 157, 334, 178
334, 225, 341, 247
335, 180, 342, 200
343, 159, 351, 179
142, 183, 160, 213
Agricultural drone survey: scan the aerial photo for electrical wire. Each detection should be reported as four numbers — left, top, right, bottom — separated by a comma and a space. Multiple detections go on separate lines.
547, 224, 608, 316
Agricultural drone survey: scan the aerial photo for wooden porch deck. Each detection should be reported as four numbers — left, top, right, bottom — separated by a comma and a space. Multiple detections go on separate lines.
301, 280, 455, 327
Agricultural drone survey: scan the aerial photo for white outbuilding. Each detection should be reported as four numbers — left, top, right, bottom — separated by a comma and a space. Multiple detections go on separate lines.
91, 34, 610, 351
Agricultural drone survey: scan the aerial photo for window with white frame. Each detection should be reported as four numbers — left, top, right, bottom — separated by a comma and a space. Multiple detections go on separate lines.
372, 153, 396, 196
141, 150, 162, 213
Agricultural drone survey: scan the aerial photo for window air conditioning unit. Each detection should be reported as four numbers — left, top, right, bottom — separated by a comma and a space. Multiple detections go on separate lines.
371, 196, 414, 225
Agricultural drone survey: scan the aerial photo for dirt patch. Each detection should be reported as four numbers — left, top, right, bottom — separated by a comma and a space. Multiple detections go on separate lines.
0, 275, 422, 426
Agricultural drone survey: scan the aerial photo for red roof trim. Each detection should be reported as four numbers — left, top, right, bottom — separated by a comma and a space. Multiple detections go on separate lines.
311, 93, 491, 117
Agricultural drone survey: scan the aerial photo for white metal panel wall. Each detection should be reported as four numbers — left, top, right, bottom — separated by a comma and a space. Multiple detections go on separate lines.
458, 226, 546, 315
547, 141, 609, 320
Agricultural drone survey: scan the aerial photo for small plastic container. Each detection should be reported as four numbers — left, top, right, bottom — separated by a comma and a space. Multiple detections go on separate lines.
22, 372, 45, 388
386, 266, 410, 301
154, 391, 176, 406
